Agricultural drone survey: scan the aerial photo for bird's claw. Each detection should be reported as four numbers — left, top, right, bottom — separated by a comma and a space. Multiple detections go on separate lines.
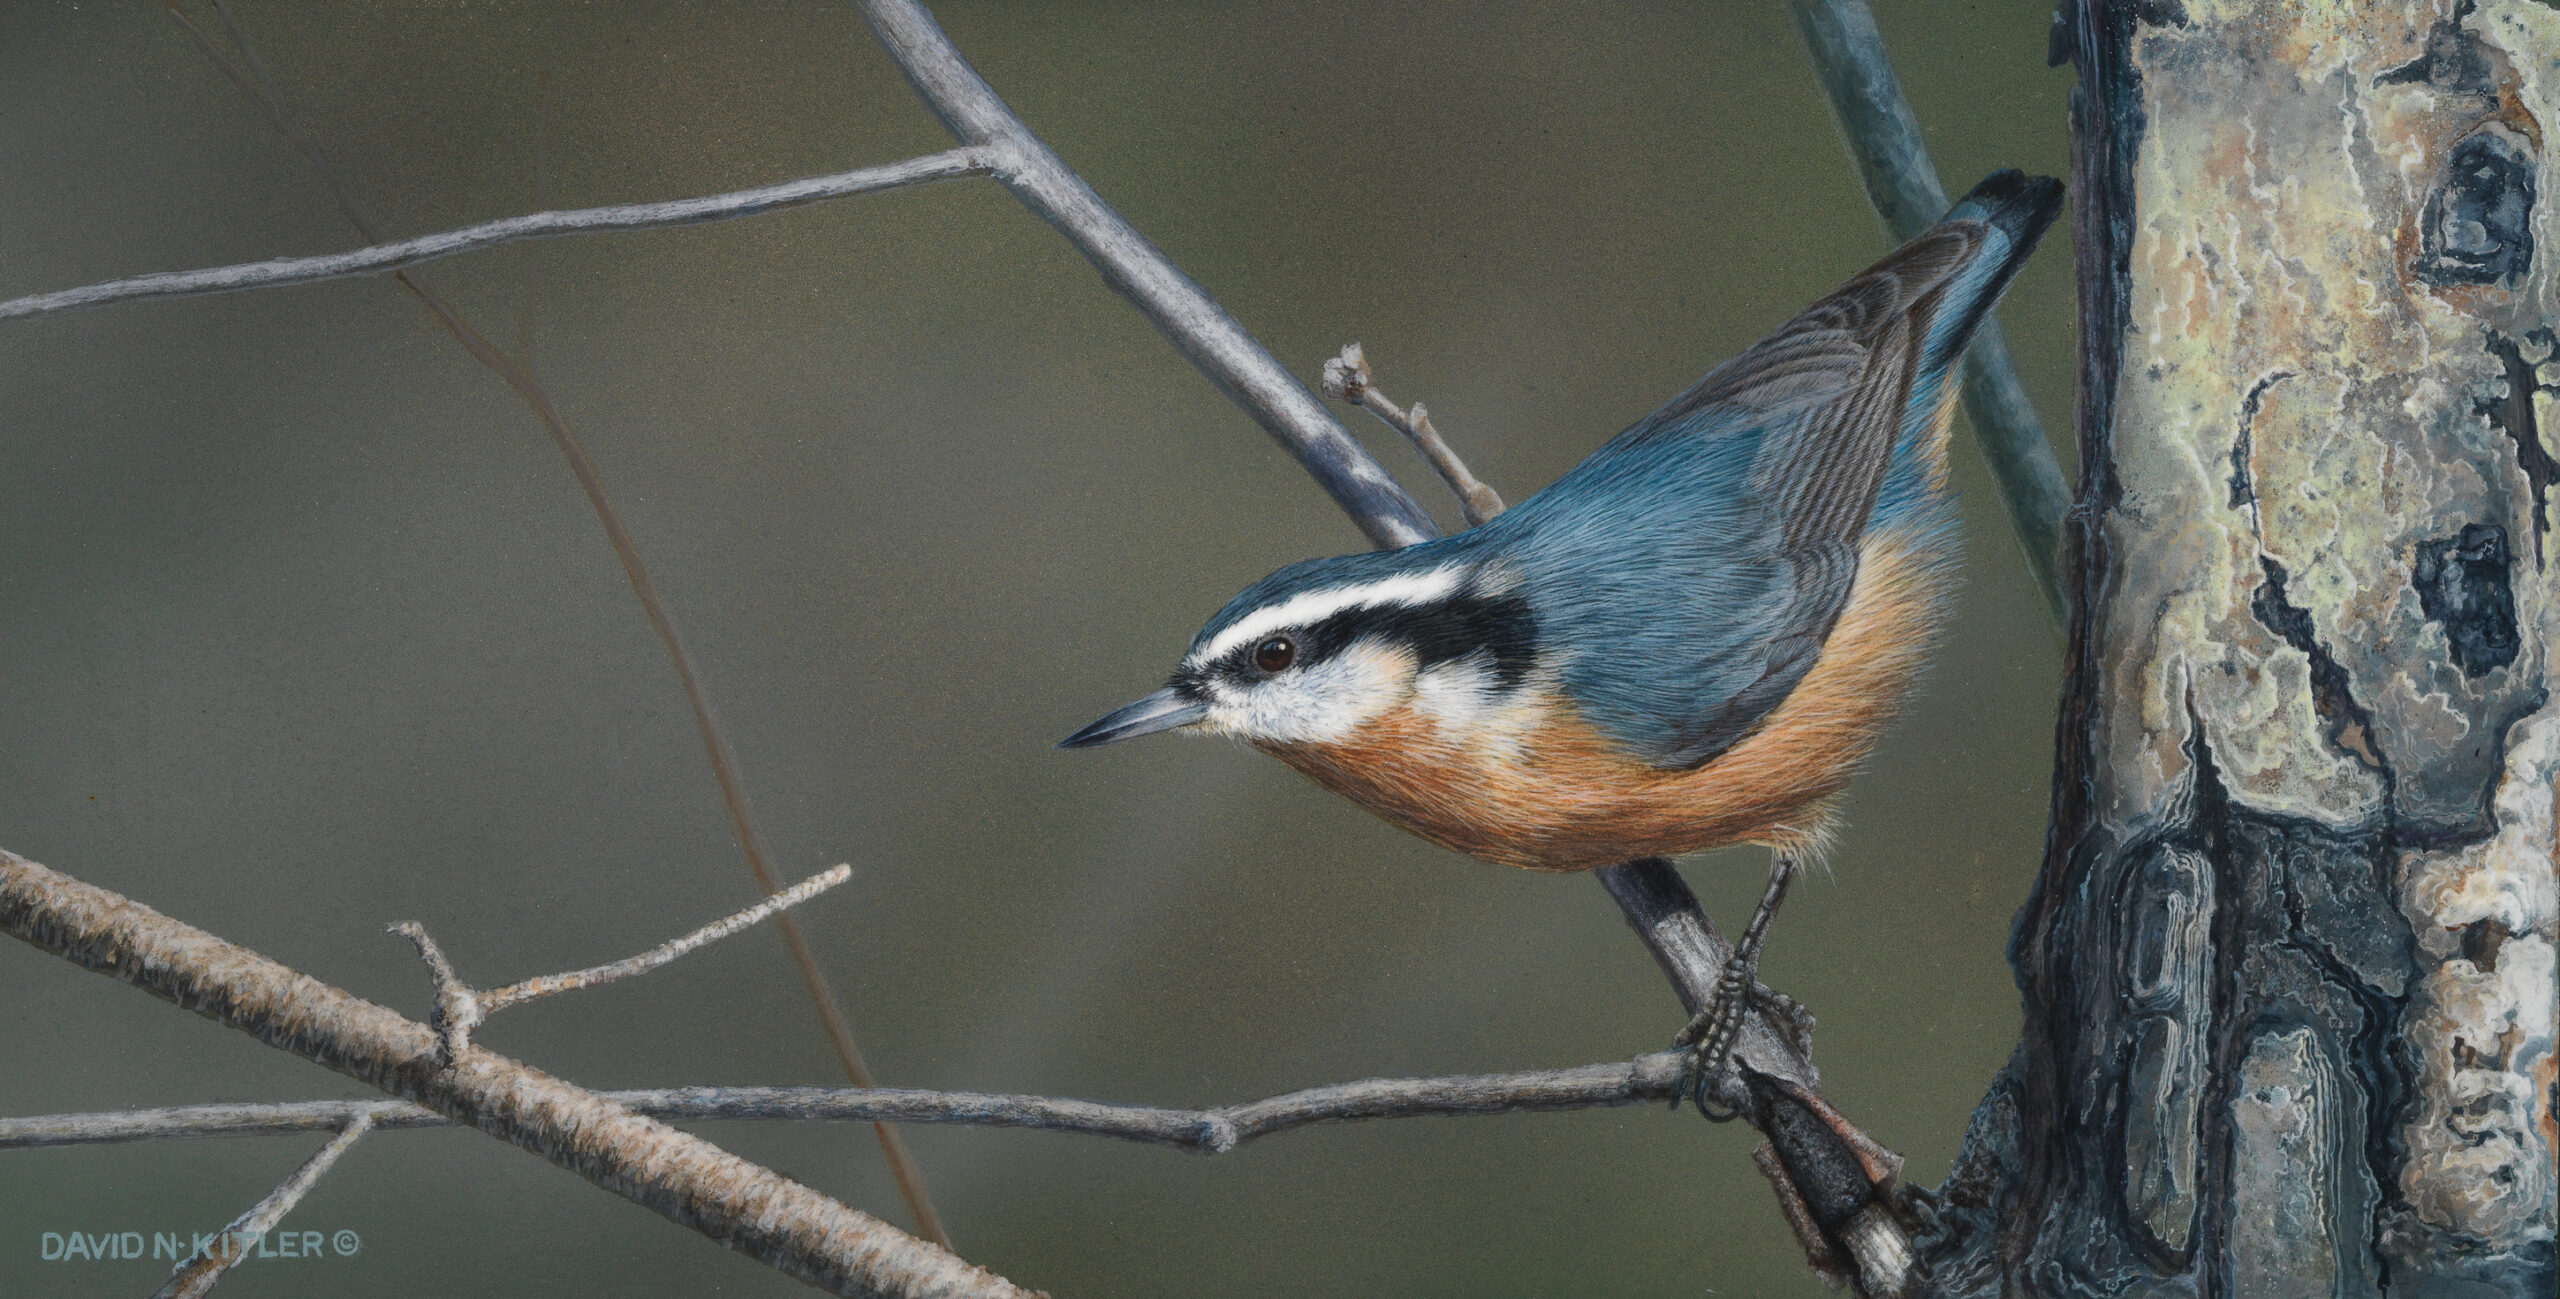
1671, 956, 1759, 1121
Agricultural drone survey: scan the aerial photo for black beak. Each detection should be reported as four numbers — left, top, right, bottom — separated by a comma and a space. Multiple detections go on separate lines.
1057, 686, 1210, 748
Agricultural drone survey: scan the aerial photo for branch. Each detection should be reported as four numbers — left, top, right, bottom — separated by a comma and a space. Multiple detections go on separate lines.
850, 0, 1439, 550
152, 1113, 373, 1299
0, 149, 992, 323
1320, 344, 1506, 526
1287, 338, 1915, 1290
5, 1054, 1690, 1155
1784, 0, 2071, 627
172, 0, 951, 1244
390, 864, 854, 1061
0, 846, 1021, 1299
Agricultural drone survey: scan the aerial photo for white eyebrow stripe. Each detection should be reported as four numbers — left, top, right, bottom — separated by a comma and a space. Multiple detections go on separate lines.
1192, 565, 1469, 666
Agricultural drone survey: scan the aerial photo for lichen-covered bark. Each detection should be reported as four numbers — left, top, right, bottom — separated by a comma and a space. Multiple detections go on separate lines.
1916, 3, 2559, 1295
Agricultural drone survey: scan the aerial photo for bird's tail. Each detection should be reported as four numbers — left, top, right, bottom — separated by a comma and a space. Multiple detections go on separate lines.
1874, 170, 2063, 527
1919, 170, 2065, 379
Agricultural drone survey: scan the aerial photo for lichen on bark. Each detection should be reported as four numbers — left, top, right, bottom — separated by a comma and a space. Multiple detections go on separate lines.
1920, 3, 2560, 1294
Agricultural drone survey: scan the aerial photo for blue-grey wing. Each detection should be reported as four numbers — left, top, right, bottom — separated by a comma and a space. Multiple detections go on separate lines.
1511, 222, 1988, 769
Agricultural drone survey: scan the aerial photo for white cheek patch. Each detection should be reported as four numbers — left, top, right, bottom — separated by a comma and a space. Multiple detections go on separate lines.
1202, 641, 1413, 744
1411, 656, 1543, 765
1190, 566, 1469, 668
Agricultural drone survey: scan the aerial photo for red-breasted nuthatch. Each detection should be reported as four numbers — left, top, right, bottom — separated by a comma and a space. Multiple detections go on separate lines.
1063, 170, 2063, 1101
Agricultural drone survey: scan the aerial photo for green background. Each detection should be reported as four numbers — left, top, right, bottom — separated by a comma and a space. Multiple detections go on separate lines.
0, 1, 2073, 1294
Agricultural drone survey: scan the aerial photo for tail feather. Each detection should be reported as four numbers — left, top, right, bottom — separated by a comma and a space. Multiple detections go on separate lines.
1920, 170, 2065, 375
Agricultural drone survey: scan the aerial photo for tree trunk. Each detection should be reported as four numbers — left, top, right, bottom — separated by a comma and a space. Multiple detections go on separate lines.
1917, 3, 2559, 1294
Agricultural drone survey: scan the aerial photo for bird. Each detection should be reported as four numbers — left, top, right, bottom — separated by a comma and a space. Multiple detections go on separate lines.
1060, 170, 2064, 1105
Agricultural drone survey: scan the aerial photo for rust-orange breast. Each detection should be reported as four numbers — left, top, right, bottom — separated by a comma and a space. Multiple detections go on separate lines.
1260, 524, 1954, 871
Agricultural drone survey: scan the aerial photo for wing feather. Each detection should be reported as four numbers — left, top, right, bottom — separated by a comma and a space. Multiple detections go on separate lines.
1621, 225, 1980, 768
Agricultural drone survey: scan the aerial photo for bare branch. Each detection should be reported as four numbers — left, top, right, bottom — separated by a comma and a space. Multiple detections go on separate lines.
1320, 344, 1506, 527
0, 847, 1024, 1299
389, 865, 854, 1061
0, 149, 990, 323
845, 0, 1922, 1279
851, 0, 1439, 550
171, 2, 951, 1244
4, 1054, 1690, 1155
1784, 0, 2070, 627
483, 864, 854, 1014
152, 1113, 374, 1299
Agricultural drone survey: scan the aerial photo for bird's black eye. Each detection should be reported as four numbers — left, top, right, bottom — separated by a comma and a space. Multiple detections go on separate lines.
1253, 635, 1297, 673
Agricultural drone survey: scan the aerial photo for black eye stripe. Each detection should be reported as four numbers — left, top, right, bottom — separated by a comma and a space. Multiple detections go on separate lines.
1289, 590, 1539, 688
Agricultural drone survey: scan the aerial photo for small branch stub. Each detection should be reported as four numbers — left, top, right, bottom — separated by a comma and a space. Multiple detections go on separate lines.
1321, 344, 1507, 527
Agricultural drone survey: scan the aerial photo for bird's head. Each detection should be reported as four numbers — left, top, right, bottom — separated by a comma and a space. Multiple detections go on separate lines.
1058, 552, 1538, 751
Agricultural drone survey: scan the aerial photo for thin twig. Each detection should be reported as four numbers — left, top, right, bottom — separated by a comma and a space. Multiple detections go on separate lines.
1320, 344, 1506, 527
151, 1113, 374, 1299
4, 1053, 1690, 1155
0, 149, 991, 323
0, 848, 1026, 1299
173, 2, 950, 1245
519, 67, 550, 370
1785, 0, 2070, 628
851, 0, 1438, 550
483, 864, 854, 1013
389, 864, 854, 1061
855, 0, 1911, 1278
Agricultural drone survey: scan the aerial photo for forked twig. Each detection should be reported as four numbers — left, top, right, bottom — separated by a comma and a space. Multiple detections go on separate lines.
169, 0, 950, 1245
1320, 344, 1506, 527
0, 848, 1021, 1299
391, 865, 854, 1062
151, 1113, 374, 1299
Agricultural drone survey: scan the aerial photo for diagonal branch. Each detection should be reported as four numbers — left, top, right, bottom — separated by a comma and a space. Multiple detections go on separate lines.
152, 1112, 374, 1299
850, 0, 1438, 550
843, 1, 1918, 1289
844, 1, 1925, 1277
171, 0, 950, 1245
1785, 0, 2071, 627
0, 149, 992, 323
0, 846, 1022, 1299
5, 1054, 1692, 1155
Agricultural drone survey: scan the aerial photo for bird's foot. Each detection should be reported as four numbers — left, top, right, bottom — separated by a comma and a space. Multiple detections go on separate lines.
1668, 849, 1801, 1122
1673, 955, 1760, 1121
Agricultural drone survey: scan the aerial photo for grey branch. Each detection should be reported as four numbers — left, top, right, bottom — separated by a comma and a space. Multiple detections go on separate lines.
152, 1113, 374, 1299
844, 0, 1919, 1267
851, 0, 1438, 550
4, 1054, 1689, 1155
0, 847, 1026, 1299
1320, 344, 1507, 527
1785, 0, 2071, 627
0, 149, 994, 323
390, 864, 853, 1061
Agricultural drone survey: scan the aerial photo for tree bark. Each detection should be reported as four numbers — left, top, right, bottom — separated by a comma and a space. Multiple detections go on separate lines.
1917, 3, 2560, 1295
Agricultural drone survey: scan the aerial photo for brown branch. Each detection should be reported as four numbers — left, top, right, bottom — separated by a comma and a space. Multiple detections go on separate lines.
0, 847, 1023, 1299
170, 0, 949, 1245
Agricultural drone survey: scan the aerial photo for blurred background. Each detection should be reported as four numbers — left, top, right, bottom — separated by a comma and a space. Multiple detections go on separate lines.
0, 2, 2073, 1294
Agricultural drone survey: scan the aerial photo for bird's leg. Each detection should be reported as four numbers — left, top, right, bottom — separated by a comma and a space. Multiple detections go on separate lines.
1675, 850, 1799, 1120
